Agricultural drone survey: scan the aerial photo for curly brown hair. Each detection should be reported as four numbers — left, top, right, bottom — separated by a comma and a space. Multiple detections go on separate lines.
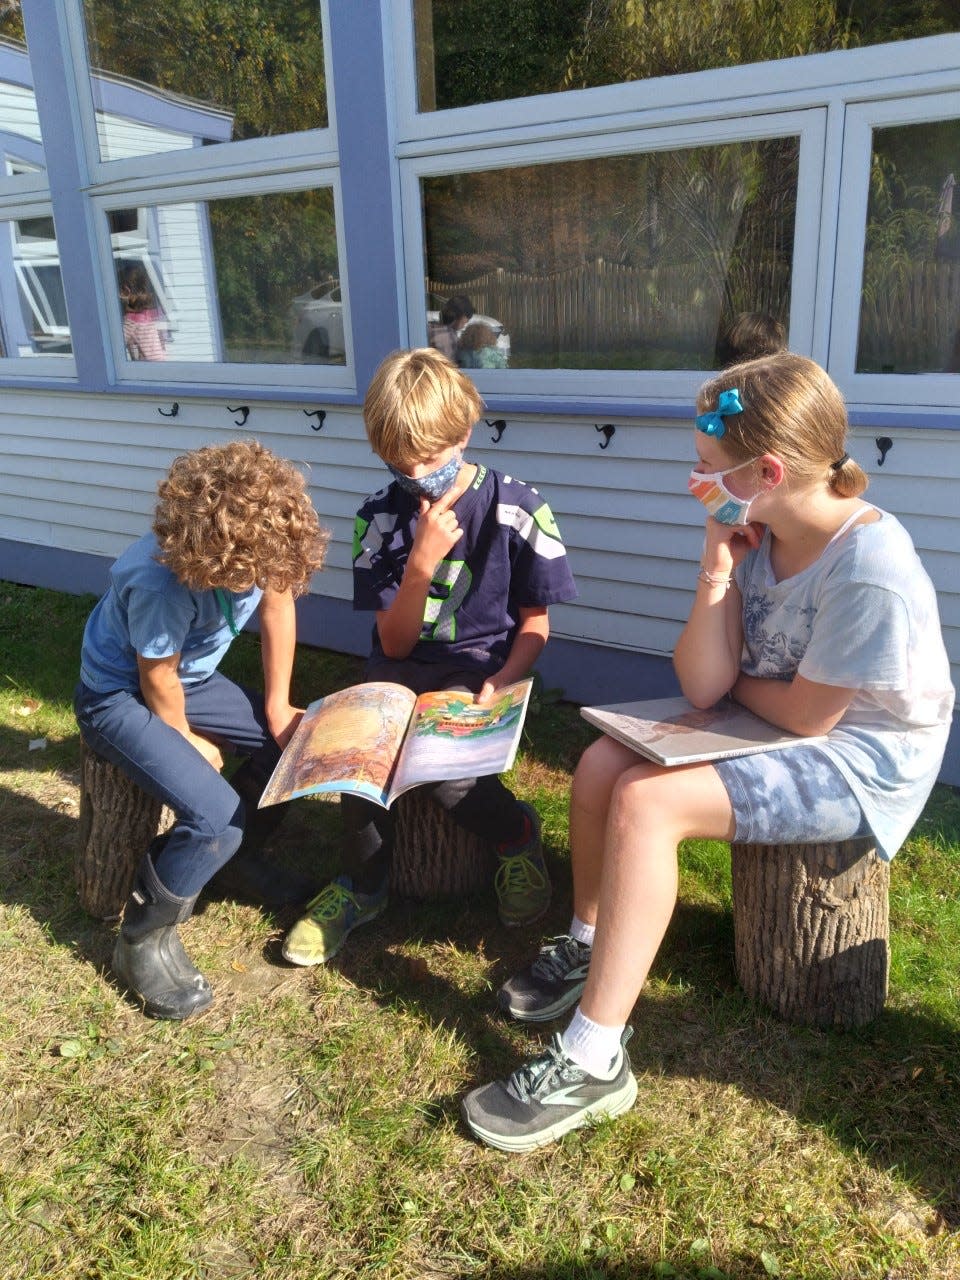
153, 440, 329, 595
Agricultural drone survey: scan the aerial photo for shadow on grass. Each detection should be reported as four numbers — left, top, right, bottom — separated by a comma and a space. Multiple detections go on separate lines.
3, 708, 960, 1231
334, 882, 960, 1229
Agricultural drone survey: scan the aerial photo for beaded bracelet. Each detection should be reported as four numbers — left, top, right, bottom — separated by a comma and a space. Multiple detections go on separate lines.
697, 565, 732, 589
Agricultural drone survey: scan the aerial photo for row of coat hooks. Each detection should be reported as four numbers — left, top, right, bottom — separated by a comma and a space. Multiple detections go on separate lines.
155, 401, 895, 468
157, 402, 619, 449
485, 418, 617, 449
158, 403, 328, 431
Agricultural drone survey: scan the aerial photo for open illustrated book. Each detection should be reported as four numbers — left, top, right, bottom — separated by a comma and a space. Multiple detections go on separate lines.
259, 678, 533, 810
580, 695, 827, 767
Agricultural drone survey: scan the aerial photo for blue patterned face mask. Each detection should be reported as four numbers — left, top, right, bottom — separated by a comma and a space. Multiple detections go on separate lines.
388, 451, 461, 502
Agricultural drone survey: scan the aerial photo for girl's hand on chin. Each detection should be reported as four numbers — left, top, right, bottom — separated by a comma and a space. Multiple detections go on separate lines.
735, 521, 766, 552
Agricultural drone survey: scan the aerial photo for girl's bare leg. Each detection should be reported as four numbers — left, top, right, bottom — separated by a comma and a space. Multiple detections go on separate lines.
579, 760, 736, 1028
569, 735, 646, 927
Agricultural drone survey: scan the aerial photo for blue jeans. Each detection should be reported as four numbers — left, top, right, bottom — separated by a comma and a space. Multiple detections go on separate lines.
74, 673, 282, 899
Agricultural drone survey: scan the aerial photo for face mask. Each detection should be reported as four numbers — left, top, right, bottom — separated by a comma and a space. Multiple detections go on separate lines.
388, 451, 461, 502
687, 457, 762, 526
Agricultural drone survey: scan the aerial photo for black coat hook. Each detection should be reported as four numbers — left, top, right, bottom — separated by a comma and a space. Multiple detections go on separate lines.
595, 423, 616, 449
303, 409, 327, 431
485, 418, 507, 443
876, 436, 893, 466
228, 405, 250, 427
158, 402, 179, 418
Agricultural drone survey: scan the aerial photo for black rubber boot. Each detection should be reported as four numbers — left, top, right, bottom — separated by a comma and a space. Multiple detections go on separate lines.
113, 854, 212, 1021
204, 758, 318, 908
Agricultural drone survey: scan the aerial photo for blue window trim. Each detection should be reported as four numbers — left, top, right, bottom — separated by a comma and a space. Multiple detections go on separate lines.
23, 0, 109, 388
10, 2, 960, 421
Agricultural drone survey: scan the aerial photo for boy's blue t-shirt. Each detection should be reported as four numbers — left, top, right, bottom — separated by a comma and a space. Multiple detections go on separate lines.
352, 464, 577, 674
80, 531, 262, 693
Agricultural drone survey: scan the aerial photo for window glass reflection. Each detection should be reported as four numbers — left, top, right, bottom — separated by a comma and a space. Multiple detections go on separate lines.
415, 0, 959, 112
857, 119, 960, 374
109, 189, 342, 366
0, 214, 71, 357
0, 13, 46, 174
423, 139, 798, 371
82, 1, 327, 162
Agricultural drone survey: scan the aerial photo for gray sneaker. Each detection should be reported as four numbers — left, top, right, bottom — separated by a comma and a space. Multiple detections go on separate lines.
461, 1029, 637, 1152
498, 934, 592, 1022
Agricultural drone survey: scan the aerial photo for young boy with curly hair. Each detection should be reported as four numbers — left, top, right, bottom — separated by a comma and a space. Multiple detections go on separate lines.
282, 348, 577, 966
75, 440, 329, 1020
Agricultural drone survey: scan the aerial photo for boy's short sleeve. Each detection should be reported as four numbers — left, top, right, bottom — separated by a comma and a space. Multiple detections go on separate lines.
126, 586, 195, 660
506, 491, 577, 607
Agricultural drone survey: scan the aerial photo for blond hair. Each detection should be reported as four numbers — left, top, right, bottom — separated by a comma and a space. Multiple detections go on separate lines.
697, 353, 868, 499
153, 440, 329, 595
362, 347, 483, 467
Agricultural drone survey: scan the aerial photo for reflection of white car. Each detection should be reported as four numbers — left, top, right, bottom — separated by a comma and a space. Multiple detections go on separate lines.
427, 292, 510, 361
290, 280, 346, 359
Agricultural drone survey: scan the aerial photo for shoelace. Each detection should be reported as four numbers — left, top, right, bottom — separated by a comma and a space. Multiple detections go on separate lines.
531, 935, 585, 981
495, 853, 544, 895
307, 882, 356, 923
509, 1037, 581, 1101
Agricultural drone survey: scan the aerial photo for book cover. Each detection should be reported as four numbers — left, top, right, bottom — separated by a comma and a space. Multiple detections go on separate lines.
580, 695, 824, 767
260, 678, 533, 809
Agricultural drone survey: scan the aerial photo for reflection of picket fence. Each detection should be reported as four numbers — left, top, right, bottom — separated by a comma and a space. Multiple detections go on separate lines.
858, 260, 960, 372
429, 258, 791, 356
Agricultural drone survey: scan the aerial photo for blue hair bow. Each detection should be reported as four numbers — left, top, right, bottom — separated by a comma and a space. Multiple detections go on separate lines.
695, 388, 743, 438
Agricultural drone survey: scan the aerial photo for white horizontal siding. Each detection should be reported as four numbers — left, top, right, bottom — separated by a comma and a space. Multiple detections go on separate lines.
0, 392, 957, 699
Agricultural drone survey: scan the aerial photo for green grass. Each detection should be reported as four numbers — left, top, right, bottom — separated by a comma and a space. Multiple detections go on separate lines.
1, 580, 959, 1278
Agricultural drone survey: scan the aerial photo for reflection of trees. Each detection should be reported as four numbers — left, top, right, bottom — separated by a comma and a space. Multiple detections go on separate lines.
83, 0, 326, 139
857, 120, 960, 373
0, 3, 24, 41
426, 0, 958, 109
210, 190, 337, 349
563, 0, 854, 88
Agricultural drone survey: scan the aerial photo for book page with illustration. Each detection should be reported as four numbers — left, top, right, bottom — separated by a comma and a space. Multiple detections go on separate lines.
259, 682, 417, 807
389, 679, 532, 801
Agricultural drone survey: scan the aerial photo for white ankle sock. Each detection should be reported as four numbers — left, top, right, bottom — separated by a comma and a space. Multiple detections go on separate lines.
569, 914, 595, 947
561, 1006, 623, 1079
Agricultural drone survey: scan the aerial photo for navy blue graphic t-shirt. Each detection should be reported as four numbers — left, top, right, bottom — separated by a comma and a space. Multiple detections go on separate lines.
353, 465, 577, 675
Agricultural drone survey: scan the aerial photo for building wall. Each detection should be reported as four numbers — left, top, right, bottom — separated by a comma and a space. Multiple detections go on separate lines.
2, 388, 956, 781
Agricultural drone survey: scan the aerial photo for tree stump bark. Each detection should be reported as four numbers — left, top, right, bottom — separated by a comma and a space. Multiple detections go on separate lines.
730, 837, 890, 1030
390, 790, 494, 899
76, 740, 176, 920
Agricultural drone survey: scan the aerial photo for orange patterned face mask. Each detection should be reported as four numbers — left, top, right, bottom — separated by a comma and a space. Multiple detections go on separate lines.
687, 456, 761, 526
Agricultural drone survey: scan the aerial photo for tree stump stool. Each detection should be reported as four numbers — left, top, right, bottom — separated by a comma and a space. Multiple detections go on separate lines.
76, 740, 176, 920
390, 790, 494, 899
730, 836, 890, 1030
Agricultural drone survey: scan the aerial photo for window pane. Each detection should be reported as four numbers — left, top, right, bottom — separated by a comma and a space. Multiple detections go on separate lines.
110, 189, 342, 366
0, 215, 72, 357
83, 1, 327, 162
856, 119, 960, 375
423, 139, 798, 371
0, 12, 46, 175
414, 0, 960, 112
